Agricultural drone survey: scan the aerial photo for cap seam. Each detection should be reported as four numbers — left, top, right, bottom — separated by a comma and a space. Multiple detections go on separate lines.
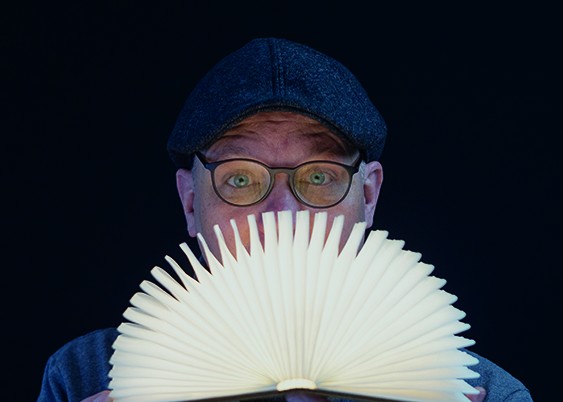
269, 38, 284, 97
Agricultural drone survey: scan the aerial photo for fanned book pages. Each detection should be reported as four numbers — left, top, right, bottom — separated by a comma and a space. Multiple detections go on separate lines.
109, 210, 480, 402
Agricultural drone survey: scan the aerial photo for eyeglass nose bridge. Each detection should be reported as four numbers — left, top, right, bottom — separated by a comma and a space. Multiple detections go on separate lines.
260, 166, 304, 205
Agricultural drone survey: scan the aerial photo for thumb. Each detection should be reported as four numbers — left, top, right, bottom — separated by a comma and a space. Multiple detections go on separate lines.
80, 390, 112, 402
466, 386, 486, 401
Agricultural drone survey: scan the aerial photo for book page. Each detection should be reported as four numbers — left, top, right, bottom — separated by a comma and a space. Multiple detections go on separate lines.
109, 210, 479, 402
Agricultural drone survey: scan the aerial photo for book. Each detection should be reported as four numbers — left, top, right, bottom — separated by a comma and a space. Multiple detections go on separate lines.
108, 210, 480, 402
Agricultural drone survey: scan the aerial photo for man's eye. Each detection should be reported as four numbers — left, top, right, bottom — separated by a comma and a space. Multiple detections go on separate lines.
309, 171, 327, 185
227, 174, 251, 188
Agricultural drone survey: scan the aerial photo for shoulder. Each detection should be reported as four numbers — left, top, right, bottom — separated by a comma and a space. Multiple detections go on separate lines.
464, 349, 533, 401
38, 328, 119, 402
48, 327, 119, 367
61, 327, 118, 352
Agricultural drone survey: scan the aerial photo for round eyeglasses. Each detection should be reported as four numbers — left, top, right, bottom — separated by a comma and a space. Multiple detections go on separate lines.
195, 152, 361, 208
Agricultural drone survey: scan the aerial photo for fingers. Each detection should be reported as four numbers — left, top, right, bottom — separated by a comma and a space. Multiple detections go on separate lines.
466, 386, 487, 401
80, 387, 486, 402
285, 391, 328, 402
80, 390, 112, 402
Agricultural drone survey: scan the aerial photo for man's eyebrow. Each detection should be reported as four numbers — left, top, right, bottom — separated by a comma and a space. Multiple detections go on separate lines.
305, 132, 357, 156
205, 131, 357, 159
204, 138, 251, 160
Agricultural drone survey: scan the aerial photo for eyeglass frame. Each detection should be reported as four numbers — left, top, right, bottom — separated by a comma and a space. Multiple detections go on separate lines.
194, 151, 362, 208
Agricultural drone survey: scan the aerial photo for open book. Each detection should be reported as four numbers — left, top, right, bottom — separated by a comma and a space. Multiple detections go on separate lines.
108, 210, 479, 402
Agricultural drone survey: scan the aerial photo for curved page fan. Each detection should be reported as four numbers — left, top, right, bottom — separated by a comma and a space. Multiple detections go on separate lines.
109, 210, 479, 402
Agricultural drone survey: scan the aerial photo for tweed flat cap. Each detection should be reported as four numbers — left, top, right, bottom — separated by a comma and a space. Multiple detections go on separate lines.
167, 37, 387, 168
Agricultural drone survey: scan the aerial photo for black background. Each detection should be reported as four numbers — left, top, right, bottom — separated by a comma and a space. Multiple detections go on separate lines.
4, 2, 561, 401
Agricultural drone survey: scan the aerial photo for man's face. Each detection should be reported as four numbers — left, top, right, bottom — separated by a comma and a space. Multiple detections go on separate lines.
176, 111, 383, 260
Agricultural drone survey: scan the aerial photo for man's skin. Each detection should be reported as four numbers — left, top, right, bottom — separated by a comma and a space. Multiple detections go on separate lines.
80, 111, 486, 402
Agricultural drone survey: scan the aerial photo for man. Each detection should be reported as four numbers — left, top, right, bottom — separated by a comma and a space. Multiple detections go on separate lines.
38, 38, 532, 402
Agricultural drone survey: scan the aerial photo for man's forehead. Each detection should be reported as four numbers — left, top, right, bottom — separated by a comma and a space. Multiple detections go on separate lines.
207, 111, 357, 156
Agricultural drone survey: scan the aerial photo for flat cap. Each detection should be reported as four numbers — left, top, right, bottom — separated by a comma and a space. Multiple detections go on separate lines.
167, 37, 387, 168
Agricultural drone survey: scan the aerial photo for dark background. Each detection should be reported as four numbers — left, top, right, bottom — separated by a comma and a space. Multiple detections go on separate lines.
4, 2, 561, 401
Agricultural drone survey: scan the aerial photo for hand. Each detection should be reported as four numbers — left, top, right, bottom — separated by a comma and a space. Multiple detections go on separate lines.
466, 386, 487, 401
79, 387, 486, 402
285, 387, 487, 402
285, 391, 328, 402
80, 390, 112, 402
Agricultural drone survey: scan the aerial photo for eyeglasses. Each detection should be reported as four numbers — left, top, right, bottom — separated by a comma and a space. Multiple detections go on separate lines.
195, 152, 361, 208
